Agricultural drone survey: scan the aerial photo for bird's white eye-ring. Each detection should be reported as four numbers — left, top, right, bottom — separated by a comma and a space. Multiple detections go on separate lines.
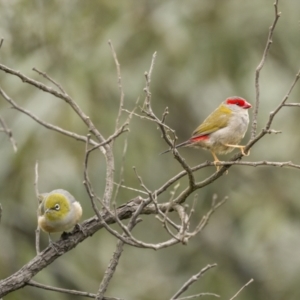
54, 204, 60, 211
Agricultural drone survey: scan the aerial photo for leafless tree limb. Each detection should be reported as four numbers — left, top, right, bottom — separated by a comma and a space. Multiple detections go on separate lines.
33, 67, 65, 93
27, 280, 124, 300
0, 116, 17, 152
96, 213, 139, 300
0, 87, 97, 145
228, 279, 254, 300
34, 161, 41, 254
170, 264, 218, 300
108, 40, 125, 133
176, 293, 220, 300
251, 0, 281, 139
283, 103, 300, 107
0, 63, 115, 207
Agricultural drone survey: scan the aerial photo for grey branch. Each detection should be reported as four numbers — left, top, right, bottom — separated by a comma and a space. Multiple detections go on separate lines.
170, 264, 218, 300
27, 280, 124, 300
251, 0, 281, 139
0, 116, 17, 152
228, 278, 254, 300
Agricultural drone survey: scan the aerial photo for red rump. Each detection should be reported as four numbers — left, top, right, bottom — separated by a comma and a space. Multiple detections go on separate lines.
191, 135, 209, 142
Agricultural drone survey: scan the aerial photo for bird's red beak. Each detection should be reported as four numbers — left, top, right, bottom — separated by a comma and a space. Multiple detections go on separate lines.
243, 101, 252, 109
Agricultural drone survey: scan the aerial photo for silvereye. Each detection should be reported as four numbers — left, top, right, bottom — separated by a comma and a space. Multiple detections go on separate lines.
162, 97, 251, 168
38, 189, 82, 241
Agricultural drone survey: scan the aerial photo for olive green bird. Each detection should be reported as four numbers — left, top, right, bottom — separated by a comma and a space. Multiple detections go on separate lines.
38, 189, 82, 242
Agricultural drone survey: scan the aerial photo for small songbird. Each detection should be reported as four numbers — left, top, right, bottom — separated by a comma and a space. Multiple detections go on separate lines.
38, 189, 82, 242
162, 96, 252, 169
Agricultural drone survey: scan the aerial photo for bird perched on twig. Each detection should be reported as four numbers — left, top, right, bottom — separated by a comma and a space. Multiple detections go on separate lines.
38, 189, 82, 242
161, 96, 252, 170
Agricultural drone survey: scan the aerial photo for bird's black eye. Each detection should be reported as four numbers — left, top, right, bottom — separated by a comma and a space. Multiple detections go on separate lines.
54, 204, 60, 211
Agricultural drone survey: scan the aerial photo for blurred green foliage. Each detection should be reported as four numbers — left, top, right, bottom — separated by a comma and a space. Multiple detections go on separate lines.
1, 0, 300, 299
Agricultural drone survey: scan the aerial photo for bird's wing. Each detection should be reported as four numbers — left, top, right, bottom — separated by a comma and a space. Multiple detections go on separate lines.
192, 105, 231, 137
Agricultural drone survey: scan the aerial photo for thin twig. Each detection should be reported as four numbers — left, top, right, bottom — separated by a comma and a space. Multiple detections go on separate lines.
0, 38, 3, 49
228, 279, 254, 300
283, 103, 300, 107
170, 264, 217, 300
83, 135, 102, 219
33, 68, 65, 93
113, 100, 138, 205
27, 280, 124, 300
265, 69, 300, 131
34, 161, 40, 254
0, 87, 98, 146
86, 123, 129, 155
0, 116, 17, 152
0, 203, 2, 224
188, 196, 228, 238
176, 293, 220, 300
113, 182, 148, 195
251, 0, 281, 139
108, 40, 125, 133
96, 215, 139, 300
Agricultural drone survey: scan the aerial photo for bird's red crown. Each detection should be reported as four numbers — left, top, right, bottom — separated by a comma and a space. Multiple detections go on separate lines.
225, 97, 251, 109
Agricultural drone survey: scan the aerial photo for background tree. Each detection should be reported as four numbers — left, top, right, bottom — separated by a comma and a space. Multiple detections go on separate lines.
1, 0, 300, 299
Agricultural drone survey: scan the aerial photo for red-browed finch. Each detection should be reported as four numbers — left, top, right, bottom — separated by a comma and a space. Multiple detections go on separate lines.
162, 96, 251, 169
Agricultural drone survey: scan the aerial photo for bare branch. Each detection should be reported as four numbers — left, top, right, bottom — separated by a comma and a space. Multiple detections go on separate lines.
176, 293, 220, 300
0, 64, 115, 207
251, 0, 281, 139
188, 196, 228, 238
108, 40, 125, 133
228, 279, 254, 300
96, 214, 139, 300
112, 182, 148, 195
265, 70, 300, 131
0, 38, 3, 49
0, 64, 105, 143
0, 203, 2, 224
283, 103, 300, 107
0, 116, 17, 152
170, 264, 217, 300
143, 51, 157, 110
34, 161, 41, 254
86, 123, 129, 155
33, 68, 66, 93
113, 101, 137, 205
0, 87, 98, 146
27, 280, 123, 300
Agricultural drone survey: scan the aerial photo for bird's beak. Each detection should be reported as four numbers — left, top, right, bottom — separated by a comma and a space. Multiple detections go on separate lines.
243, 101, 252, 109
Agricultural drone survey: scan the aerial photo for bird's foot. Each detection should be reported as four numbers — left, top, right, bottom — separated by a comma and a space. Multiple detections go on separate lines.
240, 146, 250, 156
61, 231, 72, 240
213, 160, 221, 172
48, 239, 60, 254
224, 144, 250, 156
75, 223, 87, 236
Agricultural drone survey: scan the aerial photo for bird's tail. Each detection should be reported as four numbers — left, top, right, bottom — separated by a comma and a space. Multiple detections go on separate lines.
159, 140, 190, 155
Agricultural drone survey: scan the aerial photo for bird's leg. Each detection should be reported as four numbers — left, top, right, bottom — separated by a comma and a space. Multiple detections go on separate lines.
74, 223, 87, 236
210, 151, 221, 171
224, 144, 250, 156
48, 233, 60, 254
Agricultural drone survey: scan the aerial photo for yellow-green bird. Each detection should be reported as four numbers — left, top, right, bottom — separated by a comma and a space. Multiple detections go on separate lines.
162, 97, 252, 169
38, 189, 82, 241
